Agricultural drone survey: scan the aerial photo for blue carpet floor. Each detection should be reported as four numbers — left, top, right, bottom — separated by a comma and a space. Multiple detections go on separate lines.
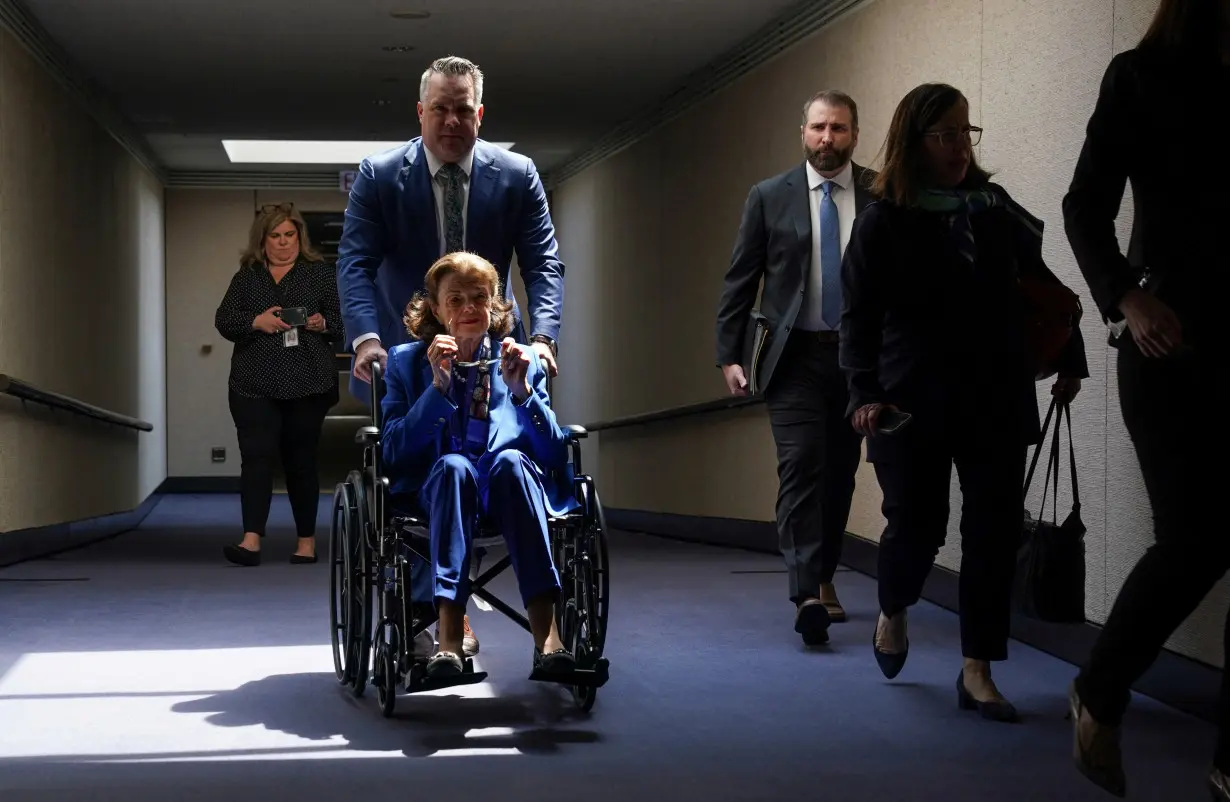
0, 493, 1217, 801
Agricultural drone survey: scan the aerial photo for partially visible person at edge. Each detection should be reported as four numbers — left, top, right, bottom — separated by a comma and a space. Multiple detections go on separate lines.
839, 82, 1087, 724
335, 55, 566, 660
1061, 0, 1230, 797
214, 202, 343, 567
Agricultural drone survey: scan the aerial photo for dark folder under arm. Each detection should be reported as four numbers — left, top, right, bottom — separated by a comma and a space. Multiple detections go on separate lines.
741, 309, 771, 396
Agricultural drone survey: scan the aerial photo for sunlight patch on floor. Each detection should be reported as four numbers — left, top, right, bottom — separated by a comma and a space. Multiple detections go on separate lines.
0, 645, 519, 761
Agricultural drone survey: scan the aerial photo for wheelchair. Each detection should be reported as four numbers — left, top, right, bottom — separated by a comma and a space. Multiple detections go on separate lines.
329, 360, 611, 716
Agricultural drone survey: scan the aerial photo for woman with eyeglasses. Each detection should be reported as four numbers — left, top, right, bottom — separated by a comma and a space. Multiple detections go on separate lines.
838, 83, 1088, 722
214, 203, 343, 566
379, 251, 575, 679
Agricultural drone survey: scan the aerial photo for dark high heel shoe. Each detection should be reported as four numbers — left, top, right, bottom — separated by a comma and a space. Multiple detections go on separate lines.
223, 544, 260, 567
1209, 766, 1230, 801
290, 553, 318, 564
1068, 681, 1126, 797
956, 670, 1019, 723
873, 612, 908, 679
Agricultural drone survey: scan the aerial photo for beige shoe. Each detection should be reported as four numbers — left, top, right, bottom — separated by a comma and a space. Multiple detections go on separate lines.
462, 615, 480, 657
819, 583, 847, 622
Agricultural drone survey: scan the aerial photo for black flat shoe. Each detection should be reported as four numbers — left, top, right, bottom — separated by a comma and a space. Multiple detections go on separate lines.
223, 544, 260, 567
290, 553, 318, 564
794, 599, 831, 646
956, 671, 1019, 723
534, 647, 577, 674
426, 651, 464, 678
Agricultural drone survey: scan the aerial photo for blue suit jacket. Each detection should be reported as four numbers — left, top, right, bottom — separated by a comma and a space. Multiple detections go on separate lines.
337, 138, 566, 403
380, 339, 578, 519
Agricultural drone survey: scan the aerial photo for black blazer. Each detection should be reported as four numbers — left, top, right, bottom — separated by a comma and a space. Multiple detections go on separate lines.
838, 189, 1089, 455
715, 161, 876, 393
1063, 47, 1227, 345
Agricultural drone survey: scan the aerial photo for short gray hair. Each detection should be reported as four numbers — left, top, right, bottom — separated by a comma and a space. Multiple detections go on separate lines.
419, 56, 484, 105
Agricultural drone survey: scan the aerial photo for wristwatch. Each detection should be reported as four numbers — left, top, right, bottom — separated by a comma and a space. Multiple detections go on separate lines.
530, 334, 558, 358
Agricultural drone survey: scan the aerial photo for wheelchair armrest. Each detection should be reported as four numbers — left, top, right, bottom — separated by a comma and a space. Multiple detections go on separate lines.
563, 424, 588, 440
354, 425, 380, 446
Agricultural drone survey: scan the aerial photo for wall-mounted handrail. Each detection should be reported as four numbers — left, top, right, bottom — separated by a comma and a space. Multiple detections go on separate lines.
0, 374, 153, 432
583, 394, 764, 433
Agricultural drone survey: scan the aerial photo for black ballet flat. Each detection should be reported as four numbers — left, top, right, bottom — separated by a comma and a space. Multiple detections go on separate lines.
956, 671, 1019, 723
289, 553, 318, 564
534, 647, 577, 674
873, 631, 908, 679
223, 544, 260, 567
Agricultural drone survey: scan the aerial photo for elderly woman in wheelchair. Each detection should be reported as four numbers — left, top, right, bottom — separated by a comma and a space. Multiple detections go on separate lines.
381, 251, 578, 680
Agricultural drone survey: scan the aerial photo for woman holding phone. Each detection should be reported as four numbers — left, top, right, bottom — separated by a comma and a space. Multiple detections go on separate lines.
214, 202, 344, 566
838, 83, 1087, 721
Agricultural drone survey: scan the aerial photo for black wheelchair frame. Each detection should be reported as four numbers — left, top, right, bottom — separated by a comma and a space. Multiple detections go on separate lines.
329, 359, 610, 716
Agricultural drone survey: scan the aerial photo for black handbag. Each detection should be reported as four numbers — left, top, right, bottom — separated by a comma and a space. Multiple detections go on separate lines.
1015, 398, 1087, 624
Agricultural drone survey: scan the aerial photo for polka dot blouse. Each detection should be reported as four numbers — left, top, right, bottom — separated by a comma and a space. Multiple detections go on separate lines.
214, 259, 344, 400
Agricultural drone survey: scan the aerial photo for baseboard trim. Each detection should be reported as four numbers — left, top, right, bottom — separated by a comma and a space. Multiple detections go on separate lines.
158, 476, 241, 494
0, 492, 162, 568
605, 508, 1221, 724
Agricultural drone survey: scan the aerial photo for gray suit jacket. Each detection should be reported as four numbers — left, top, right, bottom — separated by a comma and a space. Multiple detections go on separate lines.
715, 161, 877, 395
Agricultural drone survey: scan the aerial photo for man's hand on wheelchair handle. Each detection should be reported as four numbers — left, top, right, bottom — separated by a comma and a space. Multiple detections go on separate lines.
354, 338, 387, 384
531, 341, 558, 377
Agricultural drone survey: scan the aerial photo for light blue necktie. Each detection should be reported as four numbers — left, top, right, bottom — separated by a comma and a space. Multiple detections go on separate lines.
818, 180, 842, 328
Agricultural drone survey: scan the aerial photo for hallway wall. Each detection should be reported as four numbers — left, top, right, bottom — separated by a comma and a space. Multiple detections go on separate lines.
548, 0, 1230, 667
0, 27, 166, 533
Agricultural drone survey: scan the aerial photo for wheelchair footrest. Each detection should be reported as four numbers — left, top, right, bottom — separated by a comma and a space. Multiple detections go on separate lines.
404, 669, 489, 693
528, 657, 610, 689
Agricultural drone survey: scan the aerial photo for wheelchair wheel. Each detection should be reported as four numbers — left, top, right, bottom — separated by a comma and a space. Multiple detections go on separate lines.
568, 482, 611, 712
373, 636, 398, 718
329, 478, 373, 698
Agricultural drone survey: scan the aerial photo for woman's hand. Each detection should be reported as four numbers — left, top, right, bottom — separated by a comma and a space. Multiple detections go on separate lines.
500, 337, 533, 399
305, 313, 326, 333
428, 334, 458, 392
253, 306, 290, 334
1119, 288, 1182, 358
1052, 377, 1081, 404
852, 402, 898, 437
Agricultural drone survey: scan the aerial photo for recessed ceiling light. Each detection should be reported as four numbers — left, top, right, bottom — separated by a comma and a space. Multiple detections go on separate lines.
390, 10, 431, 19
221, 139, 515, 164
381, 44, 414, 52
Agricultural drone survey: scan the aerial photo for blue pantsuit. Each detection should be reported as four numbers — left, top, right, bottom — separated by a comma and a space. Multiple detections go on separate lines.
380, 337, 577, 611
423, 451, 559, 606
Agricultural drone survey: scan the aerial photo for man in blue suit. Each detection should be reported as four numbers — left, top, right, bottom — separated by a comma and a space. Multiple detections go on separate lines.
337, 54, 565, 398
337, 55, 567, 658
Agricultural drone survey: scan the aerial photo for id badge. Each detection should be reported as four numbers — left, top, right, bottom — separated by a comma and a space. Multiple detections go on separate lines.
283, 327, 299, 347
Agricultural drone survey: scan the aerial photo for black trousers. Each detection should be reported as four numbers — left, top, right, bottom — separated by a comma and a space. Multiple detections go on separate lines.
873, 435, 1024, 661
764, 332, 863, 602
228, 388, 336, 539
1075, 340, 1229, 763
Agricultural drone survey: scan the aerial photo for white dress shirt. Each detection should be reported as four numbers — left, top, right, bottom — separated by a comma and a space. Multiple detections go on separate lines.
795, 159, 856, 333
352, 145, 476, 352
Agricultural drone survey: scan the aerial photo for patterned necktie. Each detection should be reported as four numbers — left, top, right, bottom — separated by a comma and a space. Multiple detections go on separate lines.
436, 162, 465, 252
818, 180, 842, 328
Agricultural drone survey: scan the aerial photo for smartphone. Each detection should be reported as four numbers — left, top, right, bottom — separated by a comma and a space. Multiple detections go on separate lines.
275, 306, 308, 327
876, 409, 913, 434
